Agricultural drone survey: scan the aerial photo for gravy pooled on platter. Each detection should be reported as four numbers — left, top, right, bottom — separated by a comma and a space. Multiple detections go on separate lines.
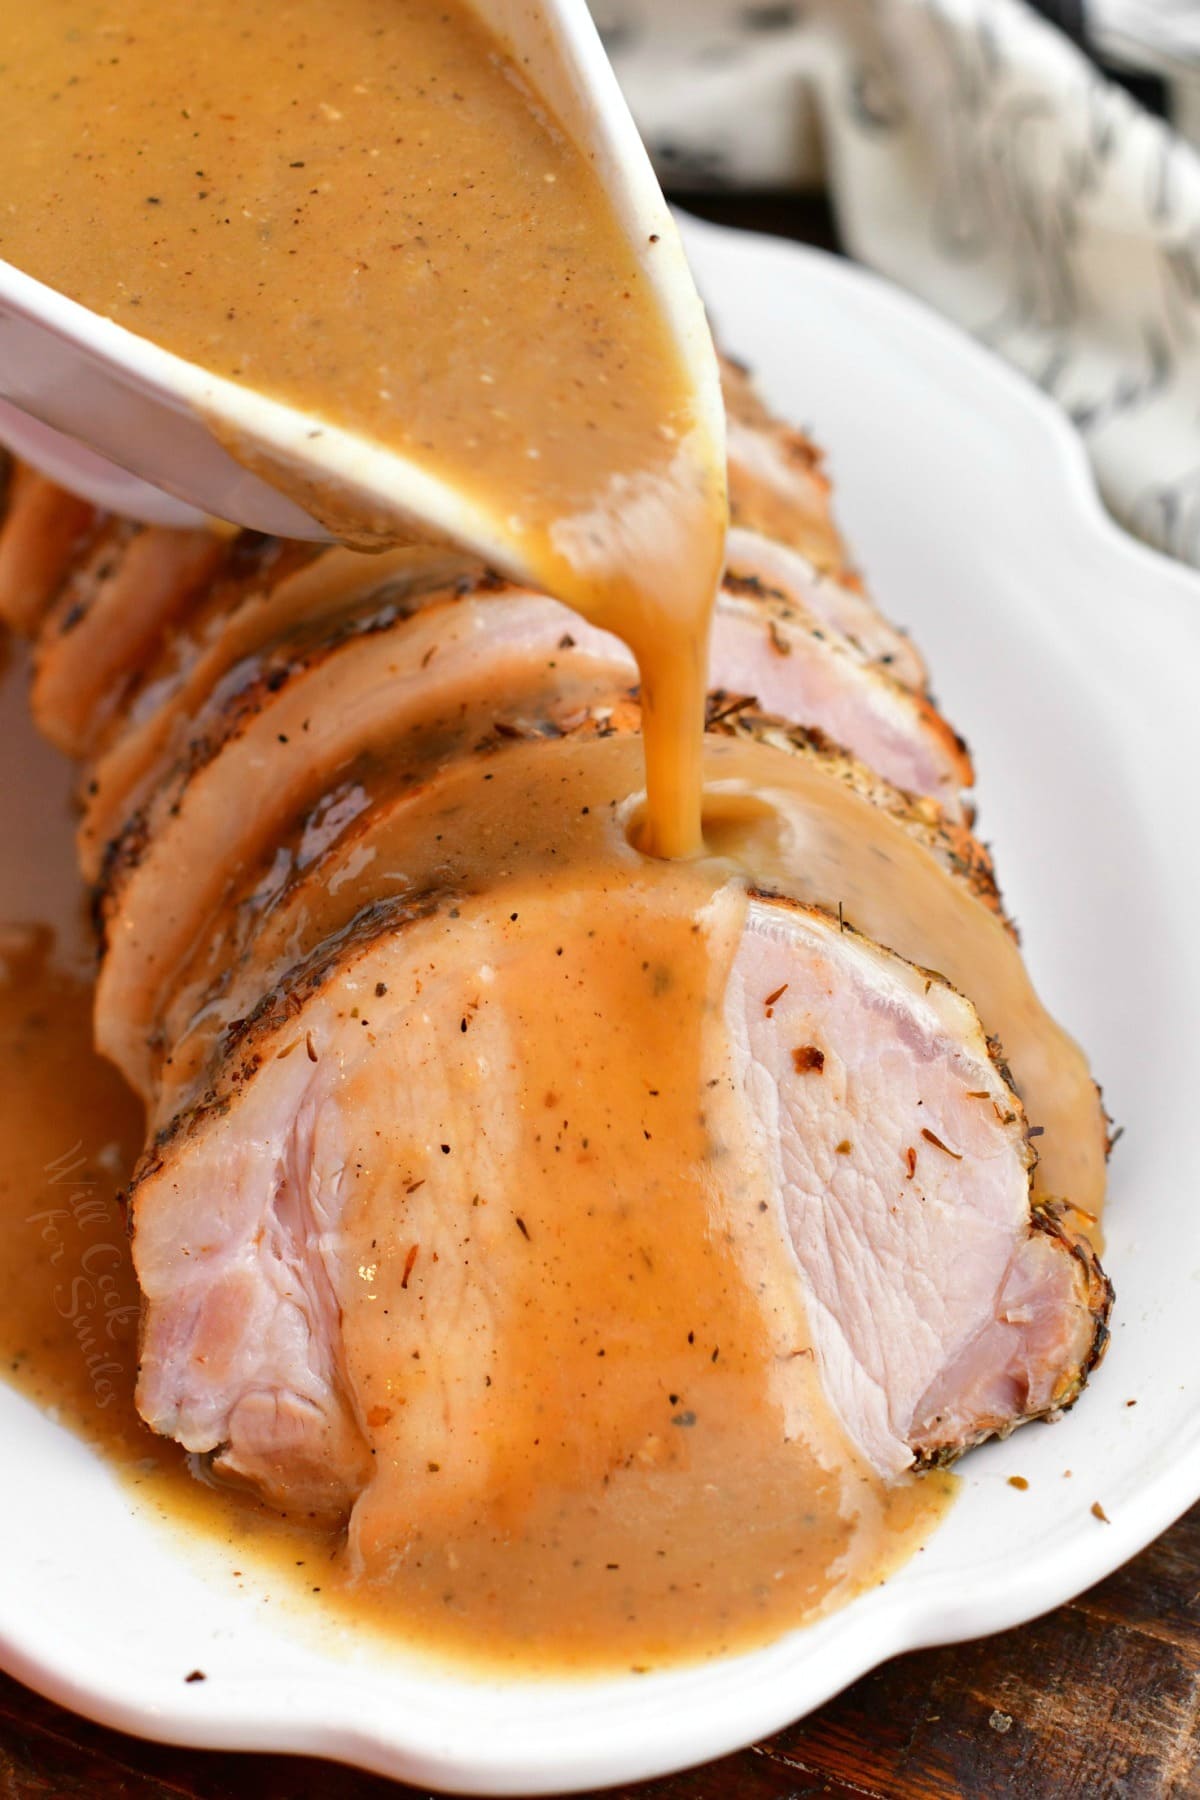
0, 0, 726, 856
0, 649, 955, 1671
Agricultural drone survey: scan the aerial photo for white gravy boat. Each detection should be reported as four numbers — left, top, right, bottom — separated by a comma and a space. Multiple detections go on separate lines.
0, 0, 722, 557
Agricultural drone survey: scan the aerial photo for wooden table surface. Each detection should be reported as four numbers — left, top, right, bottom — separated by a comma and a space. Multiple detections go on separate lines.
3, 193, 1197, 1798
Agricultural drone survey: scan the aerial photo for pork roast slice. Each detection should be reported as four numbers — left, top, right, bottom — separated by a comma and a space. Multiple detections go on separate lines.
77, 543, 486, 879
0, 464, 99, 635
33, 522, 227, 756
720, 355, 849, 579
131, 877, 1108, 1525
724, 525, 927, 693
726, 413, 848, 577
712, 573, 970, 816
719, 358, 928, 690
727, 892, 1109, 1475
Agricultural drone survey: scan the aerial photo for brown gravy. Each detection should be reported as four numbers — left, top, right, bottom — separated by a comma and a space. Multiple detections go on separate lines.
326, 867, 947, 1669
0, 657, 954, 1677
0, 0, 726, 857
0, 931, 342, 1635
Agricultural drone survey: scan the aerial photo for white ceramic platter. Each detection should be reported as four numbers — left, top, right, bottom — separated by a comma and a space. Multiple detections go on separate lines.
1, 214, 1198, 1792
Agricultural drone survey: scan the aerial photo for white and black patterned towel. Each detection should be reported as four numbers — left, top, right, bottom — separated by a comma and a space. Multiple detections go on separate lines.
594, 0, 1200, 567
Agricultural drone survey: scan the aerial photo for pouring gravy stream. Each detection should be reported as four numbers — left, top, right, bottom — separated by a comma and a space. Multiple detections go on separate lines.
0, 0, 726, 857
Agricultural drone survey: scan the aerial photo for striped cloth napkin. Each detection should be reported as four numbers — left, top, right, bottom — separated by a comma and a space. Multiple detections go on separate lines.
594, 0, 1200, 567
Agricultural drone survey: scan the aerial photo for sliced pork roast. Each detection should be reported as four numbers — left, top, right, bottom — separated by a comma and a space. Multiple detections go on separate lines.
723, 526, 926, 693
144, 704, 999, 1132
72, 517, 968, 889
32, 522, 228, 758
147, 717, 1106, 1223
719, 356, 929, 692
0, 358, 1111, 1530
130, 872, 1108, 1521
91, 566, 973, 1092
720, 354, 850, 578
